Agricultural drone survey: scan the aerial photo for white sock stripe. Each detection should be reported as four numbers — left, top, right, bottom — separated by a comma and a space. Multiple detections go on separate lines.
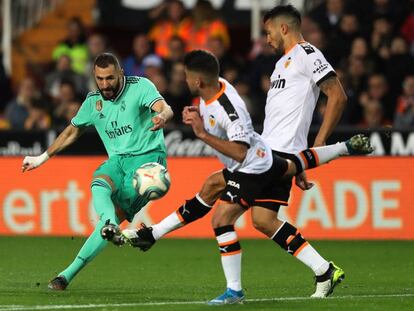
216, 231, 238, 244
195, 193, 212, 208
270, 221, 287, 240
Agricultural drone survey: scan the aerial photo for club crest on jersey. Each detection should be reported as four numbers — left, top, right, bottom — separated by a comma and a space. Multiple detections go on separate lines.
284, 57, 292, 68
256, 147, 266, 158
96, 100, 103, 111
209, 115, 216, 127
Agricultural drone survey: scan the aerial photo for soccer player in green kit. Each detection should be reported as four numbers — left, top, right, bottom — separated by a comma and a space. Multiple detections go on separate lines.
22, 53, 174, 290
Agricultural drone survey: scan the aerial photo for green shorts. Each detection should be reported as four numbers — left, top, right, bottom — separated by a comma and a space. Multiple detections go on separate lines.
93, 151, 167, 222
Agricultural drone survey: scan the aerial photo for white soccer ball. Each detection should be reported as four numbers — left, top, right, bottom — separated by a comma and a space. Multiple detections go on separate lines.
132, 162, 171, 200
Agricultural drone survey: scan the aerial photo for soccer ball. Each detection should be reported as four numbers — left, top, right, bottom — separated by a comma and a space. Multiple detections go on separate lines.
132, 162, 171, 200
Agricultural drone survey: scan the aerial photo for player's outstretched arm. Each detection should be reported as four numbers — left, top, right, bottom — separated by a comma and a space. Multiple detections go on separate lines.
22, 124, 82, 172
314, 76, 347, 147
150, 99, 174, 131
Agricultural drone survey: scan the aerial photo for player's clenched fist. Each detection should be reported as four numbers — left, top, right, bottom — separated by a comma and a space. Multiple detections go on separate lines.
22, 152, 49, 172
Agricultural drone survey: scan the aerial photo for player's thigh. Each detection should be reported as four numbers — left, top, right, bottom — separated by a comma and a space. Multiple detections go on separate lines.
92, 156, 123, 191
212, 201, 246, 228
117, 152, 167, 221
199, 170, 226, 206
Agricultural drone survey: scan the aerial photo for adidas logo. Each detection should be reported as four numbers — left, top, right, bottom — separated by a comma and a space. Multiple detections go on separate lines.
99, 113, 105, 119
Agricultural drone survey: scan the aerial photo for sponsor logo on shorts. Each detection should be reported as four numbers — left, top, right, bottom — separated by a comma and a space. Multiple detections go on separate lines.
227, 180, 240, 189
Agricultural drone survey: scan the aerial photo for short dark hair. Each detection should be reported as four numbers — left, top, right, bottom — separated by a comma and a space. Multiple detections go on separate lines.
94, 52, 121, 70
263, 4, 301, 28
184, 50, 220, 81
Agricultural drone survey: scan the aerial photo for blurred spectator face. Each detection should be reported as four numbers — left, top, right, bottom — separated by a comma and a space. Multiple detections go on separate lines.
368, 74, 388, 99
94, 64, 123, 100
390, 37, 408, 55
168, 37, 186, 61
142, 55, 163, 78
327, 0, 343, 15
67, 18, 84, 42
403, 76, 414, 96
132, 34, 150, 59
301, 16, 319, 37
56, 55, 72, 71
171, 62, 186, 84
306, 29, 325, 50
363, 100, 384, 127
18, 78, 36, 101
374, 0, 389, 7
340, 14, 359, 35
235, 80, 250, 96
168, 0, 185, 22
88, 34, 107, 58
348, 56, 366, 77
60, 83, 76, 103
193, 0, 215, 23
373, 18, 391, 35
351, 37, 368, 57
207, 36, 227, 59
151, 74, 168, 94
65, 101, 81, 121
222, 67, 238, 84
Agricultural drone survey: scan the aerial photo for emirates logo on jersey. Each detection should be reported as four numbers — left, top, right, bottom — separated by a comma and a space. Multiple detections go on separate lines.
96, 100, 103, 111
209, 115, 216, 127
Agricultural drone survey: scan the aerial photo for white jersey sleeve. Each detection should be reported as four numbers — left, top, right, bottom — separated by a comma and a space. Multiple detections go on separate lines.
217, 108, 250, 146
299, 43, 336, 86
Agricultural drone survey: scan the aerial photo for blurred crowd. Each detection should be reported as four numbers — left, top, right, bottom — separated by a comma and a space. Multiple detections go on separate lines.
1, 0, 414, 131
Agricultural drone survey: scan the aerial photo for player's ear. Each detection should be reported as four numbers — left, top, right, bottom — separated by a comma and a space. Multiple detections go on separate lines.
120, 68, 124, 76
280, 23, 289, 35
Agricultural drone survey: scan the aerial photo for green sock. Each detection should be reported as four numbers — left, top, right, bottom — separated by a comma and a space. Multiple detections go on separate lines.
59, 220, 109, 282
90, 179, 118, 224
59, 180, 119, 283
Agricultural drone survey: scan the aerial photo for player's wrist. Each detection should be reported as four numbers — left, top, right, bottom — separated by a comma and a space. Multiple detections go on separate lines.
39, 151, 50, 163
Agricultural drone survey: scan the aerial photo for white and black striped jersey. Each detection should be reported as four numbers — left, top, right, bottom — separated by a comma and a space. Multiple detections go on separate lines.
262, 41, 335, 153
199, 78, 273, 174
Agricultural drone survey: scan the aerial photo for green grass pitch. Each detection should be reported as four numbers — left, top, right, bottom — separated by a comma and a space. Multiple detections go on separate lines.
0, 237, 413, 310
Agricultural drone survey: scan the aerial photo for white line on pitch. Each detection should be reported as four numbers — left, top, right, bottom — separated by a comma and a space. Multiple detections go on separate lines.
0, 293, 413, 310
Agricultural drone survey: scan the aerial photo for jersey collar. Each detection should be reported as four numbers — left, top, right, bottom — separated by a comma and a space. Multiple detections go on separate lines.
110, 76, 126, 102
284, 40, 306, 55
205, 81, 226, 105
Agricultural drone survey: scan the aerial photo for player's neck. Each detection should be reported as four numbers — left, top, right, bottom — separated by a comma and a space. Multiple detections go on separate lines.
284, 33, 305, 54
201, 81, 223, 103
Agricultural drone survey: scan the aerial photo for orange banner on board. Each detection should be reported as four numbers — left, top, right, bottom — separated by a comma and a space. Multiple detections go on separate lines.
0, 157, 413, 239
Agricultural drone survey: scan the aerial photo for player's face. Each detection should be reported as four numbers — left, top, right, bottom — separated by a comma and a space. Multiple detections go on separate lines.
264, 19, 284, 55
94, 65, 123, 100
184, 68, 201, 96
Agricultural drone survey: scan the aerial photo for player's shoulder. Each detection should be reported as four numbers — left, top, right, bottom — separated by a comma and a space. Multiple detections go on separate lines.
86, 90, 100, 99
296, 42, 324, 57
125, 76, 156, 89
125, 76, 142, 84
216, 91, 241, 122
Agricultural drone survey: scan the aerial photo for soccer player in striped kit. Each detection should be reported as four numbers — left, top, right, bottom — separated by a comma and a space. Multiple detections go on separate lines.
108, 49, 372, 304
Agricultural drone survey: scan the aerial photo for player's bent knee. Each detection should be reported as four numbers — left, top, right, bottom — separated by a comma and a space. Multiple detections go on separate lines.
92, 175, 115, 192
199, 171, 226, 205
